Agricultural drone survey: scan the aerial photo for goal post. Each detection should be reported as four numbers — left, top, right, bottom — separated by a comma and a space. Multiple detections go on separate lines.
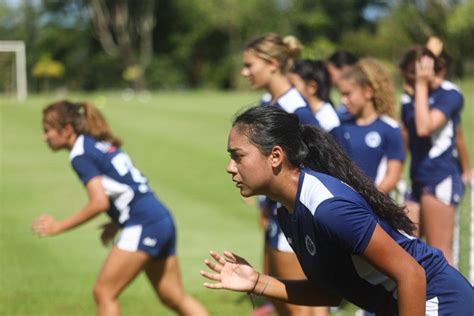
0, 41, 27, 102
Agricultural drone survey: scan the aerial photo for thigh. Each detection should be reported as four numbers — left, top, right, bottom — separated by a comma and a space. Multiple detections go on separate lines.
96, 246, 150, 297
421, 194, 455, 244
145, 255, 185, 299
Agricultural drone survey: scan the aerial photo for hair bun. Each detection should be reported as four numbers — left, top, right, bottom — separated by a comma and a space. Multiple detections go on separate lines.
283, 35, 303, 59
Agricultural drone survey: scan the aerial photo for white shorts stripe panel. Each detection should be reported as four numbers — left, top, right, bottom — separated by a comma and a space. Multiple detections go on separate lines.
117, 225, 142, 252
425, 296, 439, 316
435, 176, 452, 206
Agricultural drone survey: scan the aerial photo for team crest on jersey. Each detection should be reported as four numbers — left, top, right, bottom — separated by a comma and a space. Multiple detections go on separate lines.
365, 131, 381, 148
305, 235, 316, 256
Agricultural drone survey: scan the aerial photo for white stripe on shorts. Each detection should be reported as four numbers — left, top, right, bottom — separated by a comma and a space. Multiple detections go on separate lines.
435, 176, 452, 206
117, 225, 142, 252
425, 296, 439, 316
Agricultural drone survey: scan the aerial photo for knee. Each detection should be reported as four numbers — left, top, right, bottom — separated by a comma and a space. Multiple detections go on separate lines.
158, 291, 184, 311
93, 282, 114, 304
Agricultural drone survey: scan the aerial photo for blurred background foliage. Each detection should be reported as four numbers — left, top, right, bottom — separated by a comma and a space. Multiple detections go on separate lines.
1, 0, 473, 92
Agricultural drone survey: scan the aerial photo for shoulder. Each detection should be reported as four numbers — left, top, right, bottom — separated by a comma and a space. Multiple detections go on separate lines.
70, 135, 87, 161
378, 115, 401, 129
400, 93, 412, 105
299, 172, 335, 216
277, 88, 308, 113
440, 80, 461, 93
315, 102, 341, 131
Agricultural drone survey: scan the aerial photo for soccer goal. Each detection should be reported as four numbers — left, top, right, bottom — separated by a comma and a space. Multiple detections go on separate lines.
0, 41, 27, 102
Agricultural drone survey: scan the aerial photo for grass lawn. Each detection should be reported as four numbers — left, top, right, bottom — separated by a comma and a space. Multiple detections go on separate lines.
1, 78, 473, 315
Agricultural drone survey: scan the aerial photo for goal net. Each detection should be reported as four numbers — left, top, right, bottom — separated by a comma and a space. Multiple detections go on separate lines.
0, 41, 27, 101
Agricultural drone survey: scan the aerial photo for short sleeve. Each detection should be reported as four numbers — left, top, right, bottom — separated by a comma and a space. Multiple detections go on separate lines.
314, 198, 377, 254
294, 107, 320, 127
384, 128, 405, 161
432, 90, 463, 120
71, 155, 101, 185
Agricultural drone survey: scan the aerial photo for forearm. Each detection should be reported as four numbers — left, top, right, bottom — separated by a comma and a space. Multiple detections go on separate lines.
57, 203, 105, 234
377, 161, 402, 194
397, 272, 426, 316
414, 82, 432, 136
252, 274, 341, 307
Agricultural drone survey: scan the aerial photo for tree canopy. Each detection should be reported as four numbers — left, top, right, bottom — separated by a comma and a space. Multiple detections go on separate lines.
0, 0, 471, 91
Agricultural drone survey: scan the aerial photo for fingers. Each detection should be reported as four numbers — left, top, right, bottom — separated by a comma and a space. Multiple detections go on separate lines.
204, 258, 223, 273
200, 270, 221, 282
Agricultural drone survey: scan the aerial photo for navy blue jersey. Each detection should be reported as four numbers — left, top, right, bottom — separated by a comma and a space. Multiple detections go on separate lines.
314, 102, 349, 153
277, 168, 451, 313
70, 135, 170, 226
342, 116, 405, 184
401, 81, 463, 185
260, 88, 320, 127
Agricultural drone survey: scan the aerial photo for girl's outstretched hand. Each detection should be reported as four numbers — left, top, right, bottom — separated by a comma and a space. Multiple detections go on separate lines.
32, 214, 60, 236
200, 250, 259, 293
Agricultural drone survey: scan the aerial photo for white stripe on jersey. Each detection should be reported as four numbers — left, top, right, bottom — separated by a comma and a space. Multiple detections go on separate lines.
315, 102, 340, 132
440, 80, 460, 92
117, 225, 142, 252
351, 255, 397, 298
374, 156, 387, 186
278, 88, 307, 113
102, 175, 134, 223
425, 296, 439, 315
277, 231, 293, 252
400, 93, 412, 104
429, 120, 454, 159
69, 134, 85, 160
299, 173, 334, 215
379, 115, 400, 129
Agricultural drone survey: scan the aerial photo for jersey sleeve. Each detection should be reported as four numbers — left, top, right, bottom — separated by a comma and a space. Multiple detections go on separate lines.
71, 155, 101, 185
432, 90, 463, 120
314, 198, 377, 254
384, 128, 405, 161
294, 107, 321, 127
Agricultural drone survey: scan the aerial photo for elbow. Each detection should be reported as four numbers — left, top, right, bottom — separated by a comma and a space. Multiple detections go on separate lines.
94, 197, 110, 213
402, 263, 426, 292
415, 127, 431, 138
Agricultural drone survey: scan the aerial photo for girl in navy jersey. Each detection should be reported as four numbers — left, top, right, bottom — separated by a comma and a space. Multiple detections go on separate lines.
288, 59, 347, 150
32, 101, 208, 316
399, 47, 464, 265
338, 58, 404, 194
201, 106, 473, 315
242, 33, 321, 316
326, 50, 359, 121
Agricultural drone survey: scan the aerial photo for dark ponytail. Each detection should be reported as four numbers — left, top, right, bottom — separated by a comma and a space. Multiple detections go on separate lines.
234, 106, 415, 235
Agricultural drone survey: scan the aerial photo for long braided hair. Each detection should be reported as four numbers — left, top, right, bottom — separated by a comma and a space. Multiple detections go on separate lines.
233, 106, 415, 234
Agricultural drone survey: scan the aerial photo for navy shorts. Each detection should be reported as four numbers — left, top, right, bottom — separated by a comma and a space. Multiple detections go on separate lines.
409, 175, 464, 206
116, 215, 176, 259
426, 265, 474, 315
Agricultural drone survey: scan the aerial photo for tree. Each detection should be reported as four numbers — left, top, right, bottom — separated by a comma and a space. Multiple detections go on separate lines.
89, 0, 157, 90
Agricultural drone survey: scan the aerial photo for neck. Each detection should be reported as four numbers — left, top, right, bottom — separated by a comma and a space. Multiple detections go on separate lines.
267, 75, 292, 103
308, 97, 323, 113
430, 76, 443, 90
67, 133, 78, 150
265, 167, 300, 213
355, 102, 378, 125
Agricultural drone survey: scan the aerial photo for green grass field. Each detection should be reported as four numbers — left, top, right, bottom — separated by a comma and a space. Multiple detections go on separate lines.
1, 79, 473, 315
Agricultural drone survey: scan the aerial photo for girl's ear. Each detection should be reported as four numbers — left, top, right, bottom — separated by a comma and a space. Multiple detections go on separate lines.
269, 145, 284, 167
363, 85, 374, 100
307, 80, 319, 96
62, 123, 75, 136
268, 58, 280, 73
